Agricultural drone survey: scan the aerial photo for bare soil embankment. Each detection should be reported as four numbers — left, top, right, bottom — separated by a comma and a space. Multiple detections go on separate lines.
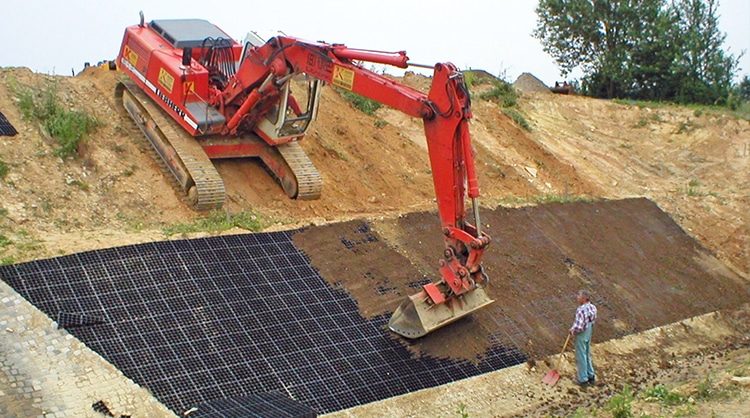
0, 67, 596, 263
294, 198, 750, 363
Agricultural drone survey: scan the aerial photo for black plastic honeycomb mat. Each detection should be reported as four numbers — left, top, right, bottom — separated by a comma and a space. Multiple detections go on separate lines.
194, 391, 317, 418
0, 231, 525, 415
0, 111, 18, 136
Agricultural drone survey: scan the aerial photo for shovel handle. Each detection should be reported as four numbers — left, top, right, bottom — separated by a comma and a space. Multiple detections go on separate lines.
557, 333, 571, 370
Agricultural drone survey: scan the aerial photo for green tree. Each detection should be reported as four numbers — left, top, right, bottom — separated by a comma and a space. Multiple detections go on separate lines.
739, 76, 750, 102
625, 1, 681, 100
534, 0, 662, 98
534, 0, 741, 105
670, 0, 741, 105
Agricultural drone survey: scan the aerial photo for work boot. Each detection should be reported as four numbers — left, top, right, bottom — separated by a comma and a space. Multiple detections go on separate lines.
574, 379, 590, 387
587, 376, 596, 385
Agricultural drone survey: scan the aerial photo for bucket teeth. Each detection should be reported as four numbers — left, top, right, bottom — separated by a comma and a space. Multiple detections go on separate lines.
388, 287, 494, 339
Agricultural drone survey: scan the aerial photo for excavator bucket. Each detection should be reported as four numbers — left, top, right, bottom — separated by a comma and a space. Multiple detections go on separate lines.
388, 287, 494, 339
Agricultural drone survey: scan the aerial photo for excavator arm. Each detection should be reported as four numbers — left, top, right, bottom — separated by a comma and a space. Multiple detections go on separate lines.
223, 36, 493, 338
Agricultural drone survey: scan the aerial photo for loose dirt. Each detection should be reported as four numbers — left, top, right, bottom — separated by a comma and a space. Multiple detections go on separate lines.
294, 198, 750, 363
513, 72, 551, 94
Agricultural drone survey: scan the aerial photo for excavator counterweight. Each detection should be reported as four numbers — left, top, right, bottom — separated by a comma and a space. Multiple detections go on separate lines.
116, 15, 494, 338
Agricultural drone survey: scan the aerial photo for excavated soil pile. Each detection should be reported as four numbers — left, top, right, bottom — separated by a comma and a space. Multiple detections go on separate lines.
293, 198, 749, 362
513, 72, 551, 94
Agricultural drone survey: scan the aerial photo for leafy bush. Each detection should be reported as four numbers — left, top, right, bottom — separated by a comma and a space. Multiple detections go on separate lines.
606, 385, 634, 418
336, 88, 382, 115
473, 75, 530, 130
11, 83, 98, 158
643, 384, 685, 406
479, 81, 519, 107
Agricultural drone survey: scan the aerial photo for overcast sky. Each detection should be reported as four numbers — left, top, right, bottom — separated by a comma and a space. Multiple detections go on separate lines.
1, 0, 748, 84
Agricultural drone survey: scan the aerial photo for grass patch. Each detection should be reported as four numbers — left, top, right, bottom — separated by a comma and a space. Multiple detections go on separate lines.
68, 179, 90, 191
568, 407, 593, 418
695, 374, 724, 400
496, 194, 593, 207
163, 210, 265, 236
10, 81, 99, 158
0, 234, 11, 248
502, 108, 531, 131
605, 385, 634, 418
456, 402, 469, 418
473, 75, 531, 131
686, 179, 703, 197
643, 384, 686, 406
613, 98, 749, 121
0, 256, 15, 266
673, 404, 697, 417
0, 159, 8, 179
479, 80, 518, 107
336, 88, 382, 115
122, 165, 137, 177
675, 119, 701, 134
533, 194, 593, 204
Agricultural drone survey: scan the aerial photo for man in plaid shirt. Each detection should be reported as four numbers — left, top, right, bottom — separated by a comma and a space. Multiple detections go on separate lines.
570, 290, 597, 386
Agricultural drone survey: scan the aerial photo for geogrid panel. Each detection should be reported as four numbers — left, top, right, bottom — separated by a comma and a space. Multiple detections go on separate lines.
195, 391, 317, 418
0, 231, 526, 415
0, 111, 18, 136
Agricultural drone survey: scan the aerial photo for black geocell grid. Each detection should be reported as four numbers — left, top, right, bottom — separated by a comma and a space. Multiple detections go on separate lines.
0, 111, 18, 136
0, 231, 526, 415
194, 391, 317, 418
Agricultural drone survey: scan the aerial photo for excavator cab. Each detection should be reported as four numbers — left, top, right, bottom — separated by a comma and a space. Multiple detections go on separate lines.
239, 31, 322, 145
256, 75, 322, 144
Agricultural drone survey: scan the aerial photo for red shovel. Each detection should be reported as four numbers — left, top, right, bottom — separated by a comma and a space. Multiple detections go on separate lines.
542, 333, 571, 385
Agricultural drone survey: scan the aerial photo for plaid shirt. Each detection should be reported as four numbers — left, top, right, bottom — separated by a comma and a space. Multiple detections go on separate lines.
570, 302, 597, 334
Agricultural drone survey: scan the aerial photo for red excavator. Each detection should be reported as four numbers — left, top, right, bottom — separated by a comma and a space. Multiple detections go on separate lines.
115, 14, 493, 338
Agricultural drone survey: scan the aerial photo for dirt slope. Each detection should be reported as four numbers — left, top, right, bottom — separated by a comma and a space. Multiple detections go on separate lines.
294, 198, 750, 363
0, 67, 596, 263
523, 92, 749, 273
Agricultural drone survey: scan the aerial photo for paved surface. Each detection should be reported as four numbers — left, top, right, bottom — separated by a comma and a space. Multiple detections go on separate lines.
0, 281, 174, 418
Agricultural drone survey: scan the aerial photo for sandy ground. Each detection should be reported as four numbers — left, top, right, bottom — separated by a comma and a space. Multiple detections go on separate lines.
328, 305, 750, 418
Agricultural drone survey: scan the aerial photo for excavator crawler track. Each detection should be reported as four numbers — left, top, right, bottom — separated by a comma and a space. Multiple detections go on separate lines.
276, 142, 322, 200
115, 80, 225, 211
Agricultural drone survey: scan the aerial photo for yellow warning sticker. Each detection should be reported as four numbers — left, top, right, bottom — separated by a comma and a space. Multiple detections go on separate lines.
123, 45, 139, 66
157, 68, 174, 94
183, 81, 196, 96
332, 65, 355, 91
